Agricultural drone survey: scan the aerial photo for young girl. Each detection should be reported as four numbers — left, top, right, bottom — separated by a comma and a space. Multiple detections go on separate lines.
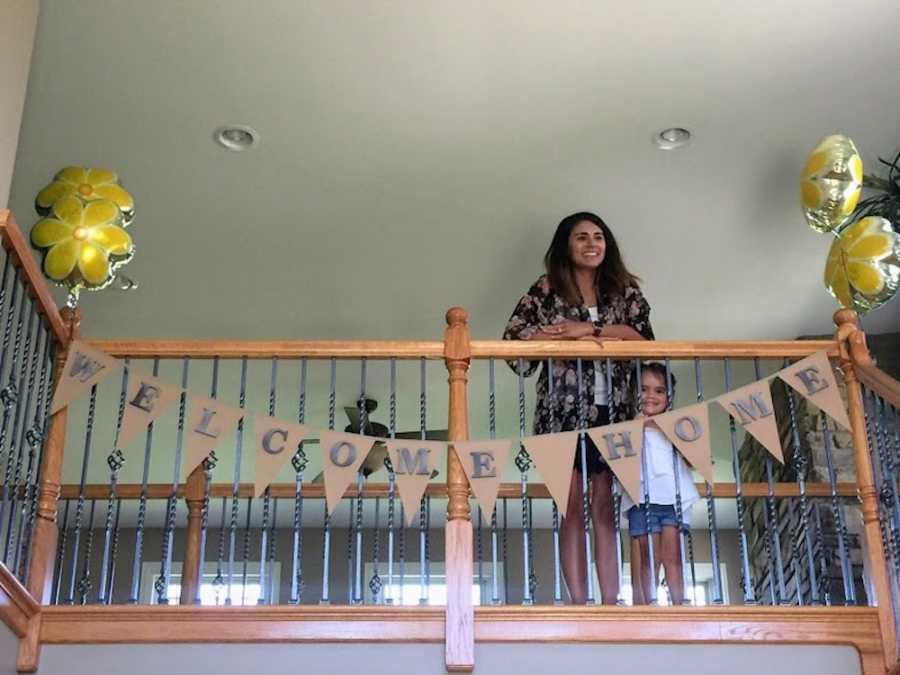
625, 362, 699, 605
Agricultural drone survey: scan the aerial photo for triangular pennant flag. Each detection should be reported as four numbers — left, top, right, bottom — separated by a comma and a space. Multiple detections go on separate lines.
455, 439, 512, 518
182, 396, 245, 478
116, 371, 184, 450
253, 415, 308, 497
50, 340, 121, 413
587, 420, 645, 504
386, 440, 447, 525
521, 431, 579, 518
716, 381, 784, 463
319, 431, 378, 516
651, 404, 714, 485
778, 351, 851, 431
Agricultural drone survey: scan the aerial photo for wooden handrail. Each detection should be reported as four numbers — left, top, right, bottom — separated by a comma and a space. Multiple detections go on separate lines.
470, 339, 838, 359
88, 339, 445, 359
0, 209, 68, 347
854, 362, 900, 411
54, 480, 861, 501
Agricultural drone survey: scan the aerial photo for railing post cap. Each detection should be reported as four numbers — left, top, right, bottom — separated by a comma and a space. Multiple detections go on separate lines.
445, 307, 469, 327
833, 308, 859, 328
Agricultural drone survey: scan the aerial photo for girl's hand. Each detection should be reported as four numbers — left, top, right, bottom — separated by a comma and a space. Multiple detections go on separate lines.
577, 335, 622, 344
535, 320, 594, 340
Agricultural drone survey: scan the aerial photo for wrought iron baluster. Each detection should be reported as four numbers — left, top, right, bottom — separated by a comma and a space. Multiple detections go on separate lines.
865, 391, 900, 595
515, 359, 533, 605
213, 496, 228, 605
128, 357, 161, 604
0, 270, 23, 462
267, 497, 278, 604
289, 358, 308, 604
606, 357, 625, 605
354, 358, 368, 605
76, 499, 97, 604
105, 498, 123, 603
225, 356, 247, 605
663, 358, 692, 605
783, 366, 819, 604
821, 411, 855, 604
418, 357, 428, 605
694, 359, 723, 603
502, 496, 509, 603
240, 497, 253, 605
258, 357, 279, 604
51, 499, 71, 605
157, 358, 190, 604
98, 363, 129, 605
370, 495, 382, 604
489, 359, 501, 605
722, 358, 756, 604
320, 357, 336, 605
575, 358, 594, 604
635, 359, 658, 604
384, 358, 397, 605
65, 383, 99, 604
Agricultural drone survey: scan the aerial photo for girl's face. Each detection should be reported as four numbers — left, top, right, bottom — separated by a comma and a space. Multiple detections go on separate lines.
641, 370, 669, 417
567, 220, 606, 271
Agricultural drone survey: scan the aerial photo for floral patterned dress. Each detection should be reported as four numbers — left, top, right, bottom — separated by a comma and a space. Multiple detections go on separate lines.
503, 274, 655, 437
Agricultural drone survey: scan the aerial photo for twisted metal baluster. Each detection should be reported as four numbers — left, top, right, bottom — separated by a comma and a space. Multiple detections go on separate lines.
606, 358, 625, 605
240, 497, 253, 605
128, 357, 161, 604
17, 329, 53, 580
664, 358, 692, 605
416, 357, 429, 605
195, 357, 223, 604
476, 506, 483, 605
51, 499, 71, 604
722, 358, 756, 604
782, 367, 819, 604
753, 358, 787, 605
225, 356, 247, 605
821, 411, 856, 604
0, 294, 32, 543
354, 358, 368, 605
812, 500, 831, 606
3, 309, 40, 564
76, 500, 97, 604
384, 358, 397, 605
425, 495, 432, 603
0, 271, 23, 460
502, 497, 509, 603
635, 359, 658, 604
488, 359, 501, 605
258, 357, 278, 604
694, 359, 723, 603
575, 358, 594, 604
321, 357, 336, 605
515, 358, 534, 604
213, 496, 228, 605
97, 363, 130, 605
267, 497, 278, 603
157, 358, 190, 604
64, 383, 99, 604
398, 502, 406, 605
105, 498, 123, 604
347, 486, 356, 603
289, 358, 308, 604
865, 392, 900, 592
370, 496, 382, 603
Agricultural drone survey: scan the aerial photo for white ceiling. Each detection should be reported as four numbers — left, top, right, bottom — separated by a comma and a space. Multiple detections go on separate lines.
8, 0, 900, 342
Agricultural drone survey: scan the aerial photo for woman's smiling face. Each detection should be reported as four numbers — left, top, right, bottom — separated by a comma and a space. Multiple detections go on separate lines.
568, 220, 606, 271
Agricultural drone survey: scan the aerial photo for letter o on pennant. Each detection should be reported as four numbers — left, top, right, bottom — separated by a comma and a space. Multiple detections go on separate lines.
329, 441, 357, 468
673, 416, 703, 443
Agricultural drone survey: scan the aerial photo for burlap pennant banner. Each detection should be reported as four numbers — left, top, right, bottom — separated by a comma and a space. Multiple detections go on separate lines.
253, 415, 308, 497
521, 431, 579, 518
587, 420, 645, 504
182, 396, 245, 478
50, 340, 121, 413
455, 439, 512, 518
715, 380, 784, 463
319, 431, 378, 516
778, 351, 851, 431
651, 403, 714, 485
116, 371, 184, 450
386, 440, 447, 525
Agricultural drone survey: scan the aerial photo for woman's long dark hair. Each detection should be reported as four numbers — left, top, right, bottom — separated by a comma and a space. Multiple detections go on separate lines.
543, 211, 640, 306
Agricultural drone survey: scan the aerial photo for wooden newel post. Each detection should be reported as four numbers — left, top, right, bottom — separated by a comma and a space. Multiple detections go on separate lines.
444, 307, 474, 672
18, 307, 79, 672
179, 465, 206, 605
834, 309, 898, 670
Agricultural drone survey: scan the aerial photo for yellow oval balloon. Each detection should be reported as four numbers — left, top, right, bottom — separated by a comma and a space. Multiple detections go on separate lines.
824, 216, 900, 315
801, 134, 863, 234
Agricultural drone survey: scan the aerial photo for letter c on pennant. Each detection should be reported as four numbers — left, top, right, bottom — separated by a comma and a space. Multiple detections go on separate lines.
262, 428, 288, 455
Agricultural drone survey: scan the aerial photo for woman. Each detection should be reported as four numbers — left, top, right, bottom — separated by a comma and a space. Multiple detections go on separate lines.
503, 211, 654, 605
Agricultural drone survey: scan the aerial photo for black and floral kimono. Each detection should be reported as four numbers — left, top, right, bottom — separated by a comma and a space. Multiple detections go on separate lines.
503, 274, 655, 440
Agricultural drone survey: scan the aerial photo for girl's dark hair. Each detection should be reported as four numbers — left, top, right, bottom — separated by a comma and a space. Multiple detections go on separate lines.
637, 362, 677, 407
543, 211, 640, 306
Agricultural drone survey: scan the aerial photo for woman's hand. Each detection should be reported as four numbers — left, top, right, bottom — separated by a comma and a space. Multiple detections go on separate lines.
596, 324, 646, 341
530, 320, 594, 340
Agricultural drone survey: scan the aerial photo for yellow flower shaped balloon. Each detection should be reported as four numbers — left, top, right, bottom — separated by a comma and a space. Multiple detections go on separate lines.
35, 166, 134, 225
801, 135, 863, 234
824, 216, 900, 314
31, 195, 134, 293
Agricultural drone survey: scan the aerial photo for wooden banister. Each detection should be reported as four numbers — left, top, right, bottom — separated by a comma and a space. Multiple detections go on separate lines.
469, 339, 837, 359
835, 309, 897, 672
444, 307, 473, 671
0, 209, 68, 347
87, 339, 445, 359
854, 362, 900, 411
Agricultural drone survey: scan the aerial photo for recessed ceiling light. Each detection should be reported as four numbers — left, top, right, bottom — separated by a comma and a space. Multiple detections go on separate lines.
214, 125, 259, 151
654, 127, 691, 150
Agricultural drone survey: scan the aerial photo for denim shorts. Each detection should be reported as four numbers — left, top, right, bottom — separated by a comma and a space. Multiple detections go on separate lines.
627, 504, 683, 537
